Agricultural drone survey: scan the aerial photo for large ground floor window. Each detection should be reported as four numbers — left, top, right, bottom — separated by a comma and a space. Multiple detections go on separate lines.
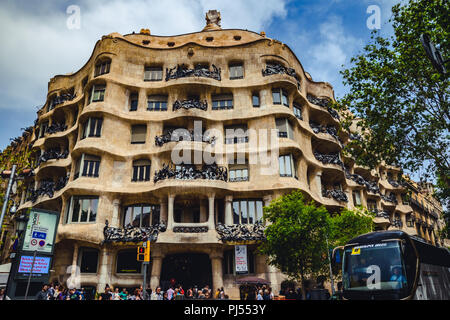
232, 199, 263, 224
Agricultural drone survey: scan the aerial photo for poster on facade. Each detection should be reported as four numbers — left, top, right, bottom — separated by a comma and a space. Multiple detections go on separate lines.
21, 209, 59, 254
235, 245, 248, 274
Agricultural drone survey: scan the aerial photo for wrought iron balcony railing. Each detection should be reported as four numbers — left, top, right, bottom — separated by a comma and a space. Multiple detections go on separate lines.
173, 226, 209, 233
381, 193, 398, 204
165, 64, 221, 81
261, 62, 301, 89
309, 122, 341, 142
154, 163, 227, 183
49, 93, 76, 109
37, 149, 69, 166
307, 94, 340, 120
102, 219, 166, 243
392, 219, 403, 228
216, 222, 266, 242
322, 189, 348, 202
314, 151, 344, 169
46, 122, 68, 135
155, 129, 216, 147
173, 99, 208, 111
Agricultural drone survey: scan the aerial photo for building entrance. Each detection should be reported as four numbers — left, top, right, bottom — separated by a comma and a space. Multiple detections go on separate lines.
160, 253, 212, 291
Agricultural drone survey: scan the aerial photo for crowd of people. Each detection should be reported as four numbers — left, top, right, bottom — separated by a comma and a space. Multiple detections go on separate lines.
32, 282, 230, 300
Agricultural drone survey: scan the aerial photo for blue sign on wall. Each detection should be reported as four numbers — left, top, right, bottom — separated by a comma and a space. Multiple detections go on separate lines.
32, 231, 46, 240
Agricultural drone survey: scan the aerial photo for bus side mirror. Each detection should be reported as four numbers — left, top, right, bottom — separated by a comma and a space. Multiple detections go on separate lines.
332, 246, 344, 267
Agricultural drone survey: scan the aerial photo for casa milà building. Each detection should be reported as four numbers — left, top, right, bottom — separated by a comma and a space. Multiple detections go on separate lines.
15, 10, 445, 298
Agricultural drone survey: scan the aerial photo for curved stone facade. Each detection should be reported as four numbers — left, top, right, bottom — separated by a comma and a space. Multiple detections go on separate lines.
15, 13, 444, 298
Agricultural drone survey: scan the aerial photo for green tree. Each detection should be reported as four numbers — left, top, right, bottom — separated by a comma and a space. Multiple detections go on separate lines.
335, 0, 449, 209
259, 191, 375, 291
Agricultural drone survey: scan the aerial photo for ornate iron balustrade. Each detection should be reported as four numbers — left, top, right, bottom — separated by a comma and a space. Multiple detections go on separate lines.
155, 129, 215, 146
46, 122, 67, 135
173, 226, 208, 233
216, 222, 266, 242
102, 219, 166, 243
314, 151, 344, 168
372, 209, 391, 220
154, 163, 227, 183
49, 93, 76, 109
309, 122, 340, 142
381, 193, 398, 204
262, 62, 301, 89
54, 175, 69, 191
173, 99, 208, 111
322, 189, 348, 202
26, 174, 69, 203
344, 168, 381, 195
392, 219, 403, 228
307, 94, 340, 120
165, 64, 221, 81
37, 149, 69, 166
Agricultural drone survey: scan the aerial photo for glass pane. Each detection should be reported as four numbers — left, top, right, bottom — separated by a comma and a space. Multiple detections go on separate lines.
233, 201, 240, 224
256, 201, 263, 222
230, 170, 235, 180
252, 95, 259, 106
124, 207, 132, 227
132, 206, 141, 227
89, 198, 98, 222
243, 169, 248, 180
151, 205, 160, 225
236, 169, 242, 179
285, 155, 292, 176
80, 199, 89, 222
272, 91, 281, 104
279, 156, 285, 176
116, 250, 141, 274
142, 206, 151, 227
80, 250, 98, 273
282, 91, 289, 106
248, 201, 255, 224
241, 200, 248, 224
71, 198, 80, 222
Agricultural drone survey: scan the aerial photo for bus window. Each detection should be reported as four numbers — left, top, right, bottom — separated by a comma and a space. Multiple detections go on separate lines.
343, 241, 409, 295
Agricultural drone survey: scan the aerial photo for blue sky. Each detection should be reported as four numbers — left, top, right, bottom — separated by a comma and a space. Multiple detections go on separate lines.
0, 0, 399, 150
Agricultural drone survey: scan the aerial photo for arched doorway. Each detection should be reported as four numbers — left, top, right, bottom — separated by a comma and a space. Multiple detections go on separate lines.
160, 253, 212, 290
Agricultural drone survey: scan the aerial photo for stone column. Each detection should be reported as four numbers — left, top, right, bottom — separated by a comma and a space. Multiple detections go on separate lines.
225, 195, 233, 225
316, 172, 323, 198
68, 243, 79, 289
111, 199, 121, 228
150, 249, 164, 290
265, 262, 279, 294
208, 194, 215, 230
97, 247, 111, 293
210, 250, 223, 292
167, 194, 175, 231
400, 213, 407, 230
159, 198, 167, 224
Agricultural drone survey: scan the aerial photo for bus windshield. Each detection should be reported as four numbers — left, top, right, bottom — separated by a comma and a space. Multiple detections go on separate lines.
343, 241, 408, 292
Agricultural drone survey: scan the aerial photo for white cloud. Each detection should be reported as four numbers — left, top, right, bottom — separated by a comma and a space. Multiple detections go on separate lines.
0, 0, 287, 111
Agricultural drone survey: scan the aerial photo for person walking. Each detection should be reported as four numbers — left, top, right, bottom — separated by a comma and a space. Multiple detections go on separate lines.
35, 284, 49, 300
151, 286, 163, 300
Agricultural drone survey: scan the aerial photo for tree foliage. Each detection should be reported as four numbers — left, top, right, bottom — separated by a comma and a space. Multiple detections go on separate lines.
335, 0, 449, 205
259, 191, 375, 285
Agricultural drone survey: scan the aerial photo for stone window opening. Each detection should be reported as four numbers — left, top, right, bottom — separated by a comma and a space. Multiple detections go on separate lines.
229, 63, 244, 80
132, 159, 151, 182
229, 163, 249, 182
144, 66, 163, 81
147, 95, 168, 111
78, 247, 99, 274
212, 94, 233, 110
81, 117, 103, 139
129, 92, 139, 111
353, 190, 362, 206
94, 59, 111, 77
232, 199, 264, 225
65, 196, 99, 224
279, 154, 296, 178
293, 103, 302, 120
116, 249, 142, 274
223, 248, 255, 275
123, 204, 160, 228
272, 88, 289, 107
74, 154, 100, 179
276, 118, 294, 139
252, 92, 260, 107
224, 124, 248, 144
131, 124, 147, 144
89, 84, 106, 104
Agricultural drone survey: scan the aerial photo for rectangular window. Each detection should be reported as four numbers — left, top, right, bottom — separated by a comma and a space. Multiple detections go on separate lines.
66, 196, 99, 223
229, 165, 249, 182
129, 93, 139, 111
90, 85, 105, 103
82, 154, 101, 178
229, 64, 244, 80
272, 88, 289, 107
81, 118, 103, 139
252, 93, 260, 107
353, 190, 362, 206
232, 199, 264, 224
39, 121, 49, 138
367, 200, 377, 212
279, 154, 295, 177
212, 94, 233, 110
224, 125, 248, 144
294, 103, 302, 119
131, 124, 147, 144
147, 95, 168, 111
276, 118, 293, 139
94, 60, 111, 77
132, 160, 151, 182
79, 248, 99, 273
123, 204, 160, 228
144, 66, 163, 81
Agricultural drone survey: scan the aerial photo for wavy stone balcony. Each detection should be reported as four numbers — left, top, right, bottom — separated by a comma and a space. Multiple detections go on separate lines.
307, 94, 340, 120
155, 129, 215, 147
153, 163, 228, 183
314, 151, 344, 169
46, 122, 68, 135
173, 99, 208, 111
165, 64, 221, 81
48, 93, 77, 110
37, 148, 69, 166
262, 62, 301, 90
309, 122, 341, 143
381, 193, 398, 204
344, 168, 381, 194
102, 220, 167, 244
216, 222, 266, 242
26, 175, 68, 203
